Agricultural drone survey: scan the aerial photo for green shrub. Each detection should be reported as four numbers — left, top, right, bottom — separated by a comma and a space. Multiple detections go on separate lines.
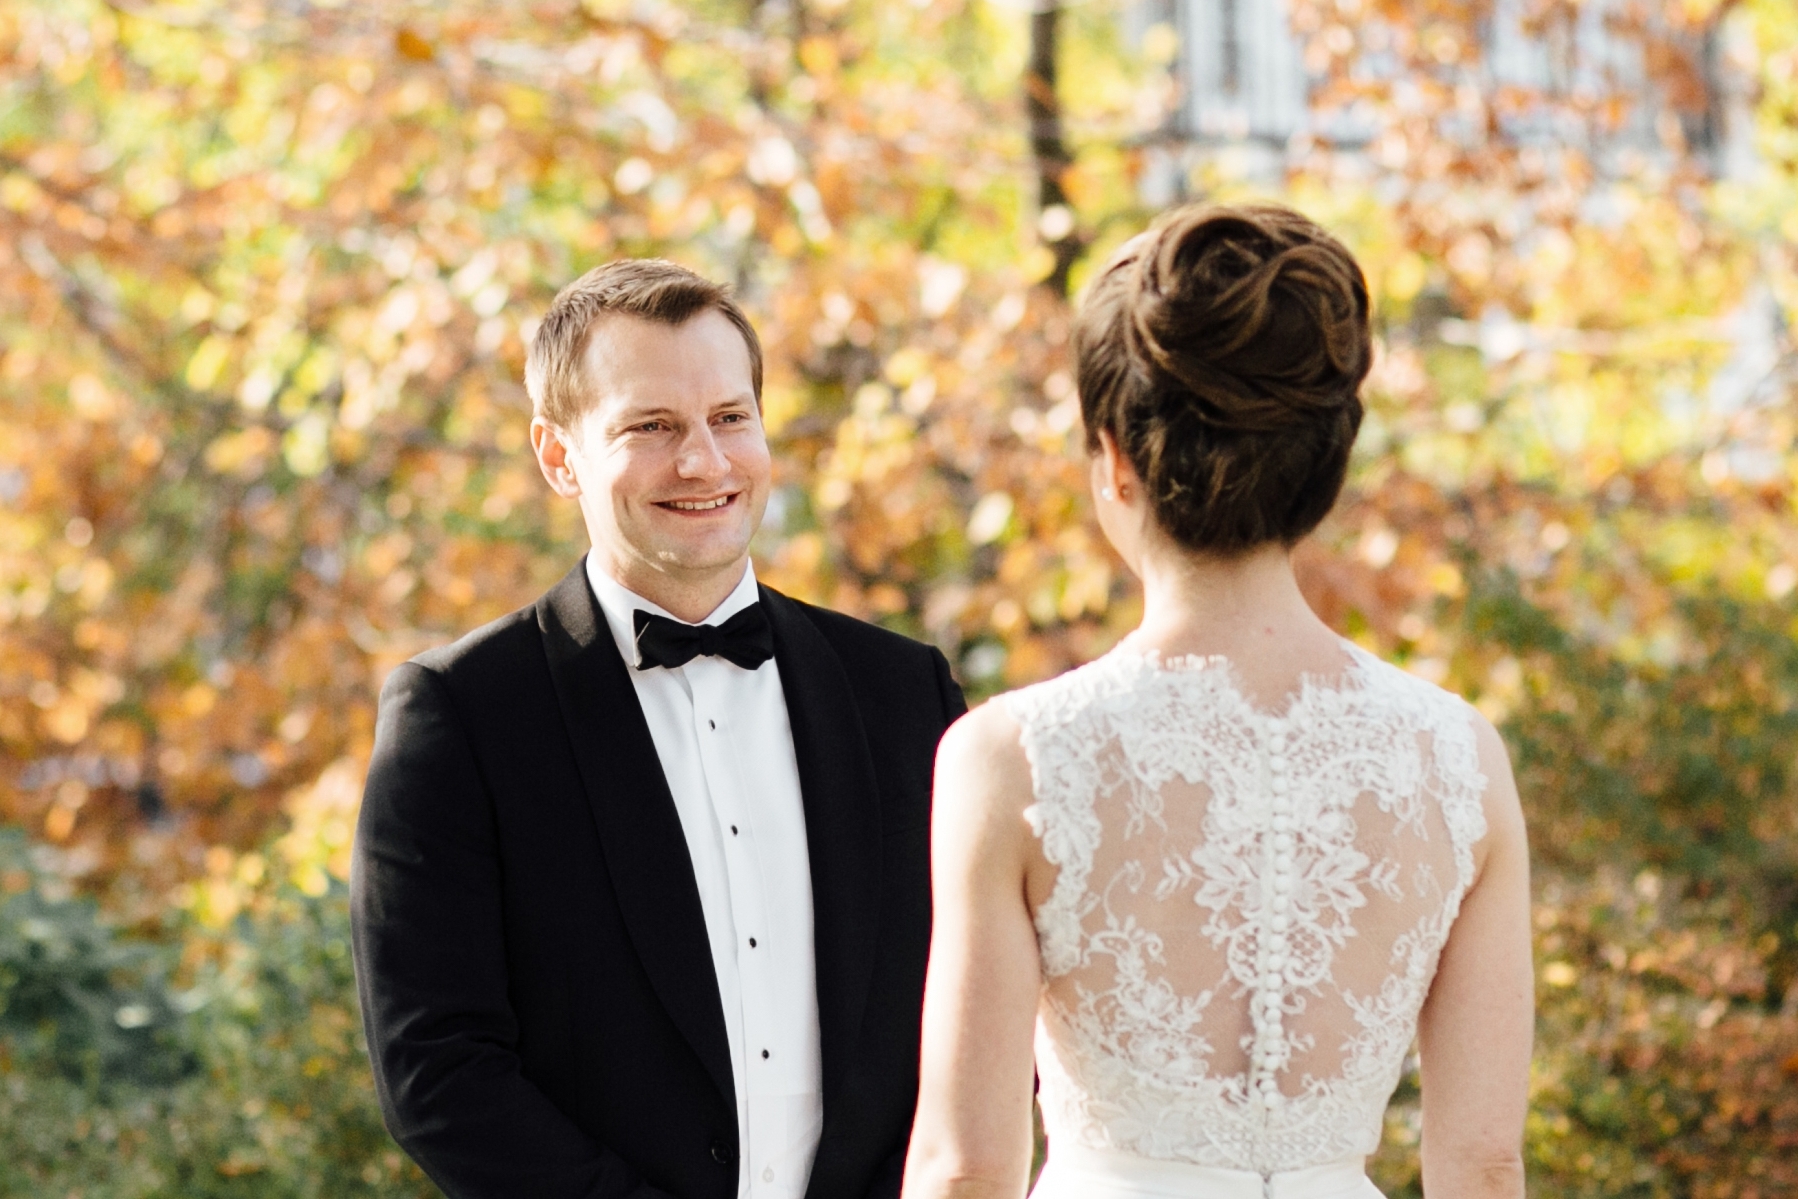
0, 829, 436, 1197
0, 828, 187, 1091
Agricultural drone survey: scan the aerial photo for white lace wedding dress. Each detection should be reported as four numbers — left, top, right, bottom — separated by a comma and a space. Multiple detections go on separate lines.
1005, 643, 1489, 1199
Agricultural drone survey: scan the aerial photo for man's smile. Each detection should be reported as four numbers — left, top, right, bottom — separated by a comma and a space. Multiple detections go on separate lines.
657, 493, 738, 512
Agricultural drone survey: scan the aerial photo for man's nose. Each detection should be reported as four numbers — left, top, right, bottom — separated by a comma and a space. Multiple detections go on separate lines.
674, 425, 730, 479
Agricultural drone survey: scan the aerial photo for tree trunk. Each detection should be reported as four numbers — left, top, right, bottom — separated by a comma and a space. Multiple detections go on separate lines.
1026, 1, 1083, 298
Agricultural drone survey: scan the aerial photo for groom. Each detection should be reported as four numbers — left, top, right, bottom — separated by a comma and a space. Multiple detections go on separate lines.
351, 259, 965, 1199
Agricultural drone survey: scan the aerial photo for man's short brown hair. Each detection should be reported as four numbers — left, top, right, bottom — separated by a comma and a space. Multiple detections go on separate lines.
525, 259, 764, 428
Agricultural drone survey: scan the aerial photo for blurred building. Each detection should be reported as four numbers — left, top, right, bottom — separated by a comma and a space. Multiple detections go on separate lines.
1135, 0, 1758, 202
1123, 0, 1779, 432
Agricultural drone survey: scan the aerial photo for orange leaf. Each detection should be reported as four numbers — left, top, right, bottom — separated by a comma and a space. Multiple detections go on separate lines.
395, 28, 435, 61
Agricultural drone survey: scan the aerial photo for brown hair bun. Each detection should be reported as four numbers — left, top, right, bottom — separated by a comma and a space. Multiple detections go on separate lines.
1076, 203, 1372, 556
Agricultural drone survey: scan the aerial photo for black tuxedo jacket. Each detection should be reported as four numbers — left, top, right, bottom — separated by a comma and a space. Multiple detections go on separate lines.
351, 563, 966, 1199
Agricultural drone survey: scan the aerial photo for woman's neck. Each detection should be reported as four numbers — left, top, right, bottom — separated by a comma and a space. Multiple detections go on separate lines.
1122, 538, 1350, 703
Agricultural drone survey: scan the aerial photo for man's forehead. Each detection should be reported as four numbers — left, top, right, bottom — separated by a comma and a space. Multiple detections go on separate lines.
577, 310, 744, 387
582, 308, 746, 357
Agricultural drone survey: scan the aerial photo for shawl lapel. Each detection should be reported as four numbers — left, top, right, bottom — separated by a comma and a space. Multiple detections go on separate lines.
537, 563, 735, 1112
759, 586, 884, 1112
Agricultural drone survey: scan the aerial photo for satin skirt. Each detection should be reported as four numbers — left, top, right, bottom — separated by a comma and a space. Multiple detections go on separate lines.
1030, 1145, 1383, 1199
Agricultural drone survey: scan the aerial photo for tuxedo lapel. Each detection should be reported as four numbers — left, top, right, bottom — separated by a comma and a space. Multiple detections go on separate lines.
759, 587, 884, 1111
537, 563, 735, 1111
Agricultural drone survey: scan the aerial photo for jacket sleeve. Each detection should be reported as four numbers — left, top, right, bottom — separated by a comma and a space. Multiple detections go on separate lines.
930, 646, 969, 726
858, 643, 966, 1199
350, 662, 675, 1199
862, 1143, 905, 1199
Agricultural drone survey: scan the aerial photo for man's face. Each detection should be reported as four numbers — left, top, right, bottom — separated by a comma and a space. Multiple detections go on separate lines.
555, 310, 770, 597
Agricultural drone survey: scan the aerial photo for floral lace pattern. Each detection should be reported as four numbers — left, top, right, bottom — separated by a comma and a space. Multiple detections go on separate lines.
1004, 644, 1488, 1174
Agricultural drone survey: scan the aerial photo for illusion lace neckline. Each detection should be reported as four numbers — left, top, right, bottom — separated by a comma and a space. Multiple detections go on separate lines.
1004, 639, 1489, 1174
1097, 636, 1373, 719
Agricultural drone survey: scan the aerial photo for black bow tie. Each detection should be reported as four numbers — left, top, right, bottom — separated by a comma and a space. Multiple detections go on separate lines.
633, 603, 775, 672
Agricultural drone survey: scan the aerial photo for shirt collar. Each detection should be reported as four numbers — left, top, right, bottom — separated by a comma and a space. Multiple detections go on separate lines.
584, 554, 760, 670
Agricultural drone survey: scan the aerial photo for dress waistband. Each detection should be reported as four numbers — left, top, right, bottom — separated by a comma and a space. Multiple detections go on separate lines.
1032, 1145, 1376, 1199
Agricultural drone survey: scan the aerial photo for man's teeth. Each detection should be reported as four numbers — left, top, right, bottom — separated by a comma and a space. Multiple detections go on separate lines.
668, 497, 730, 510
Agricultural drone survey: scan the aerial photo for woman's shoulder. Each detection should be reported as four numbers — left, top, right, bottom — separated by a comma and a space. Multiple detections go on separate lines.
995, 649, 1144, 734
938, 691, 1025, 761
1341, 643, 1516, 846
937, 654, 1134, 809
1340, 641, 1485, 726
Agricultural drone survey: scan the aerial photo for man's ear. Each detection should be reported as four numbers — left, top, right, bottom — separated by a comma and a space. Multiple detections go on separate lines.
531, 417, 583, 499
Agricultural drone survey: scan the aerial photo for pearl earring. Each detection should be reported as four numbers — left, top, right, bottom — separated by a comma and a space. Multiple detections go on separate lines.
1100, 487, 1115, 501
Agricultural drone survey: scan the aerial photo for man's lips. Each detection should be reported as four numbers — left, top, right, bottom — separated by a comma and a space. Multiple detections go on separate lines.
654, 493, 738, 513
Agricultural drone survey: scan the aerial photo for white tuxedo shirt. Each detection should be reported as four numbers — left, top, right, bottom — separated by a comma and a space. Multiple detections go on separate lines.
586, 556, 822, 1199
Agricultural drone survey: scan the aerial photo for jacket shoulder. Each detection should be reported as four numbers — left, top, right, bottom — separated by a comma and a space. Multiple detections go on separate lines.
778, 592, 941, 669
407, 602, 545, 684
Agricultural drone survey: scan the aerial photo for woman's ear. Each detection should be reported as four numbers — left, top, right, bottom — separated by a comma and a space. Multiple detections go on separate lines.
1090, 428, 1147, 575
1092, 432, 1116, 501
1096, 430, 1142, 503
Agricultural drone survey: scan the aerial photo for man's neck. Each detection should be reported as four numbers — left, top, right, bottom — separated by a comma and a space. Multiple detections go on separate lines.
592, 550, 749, 624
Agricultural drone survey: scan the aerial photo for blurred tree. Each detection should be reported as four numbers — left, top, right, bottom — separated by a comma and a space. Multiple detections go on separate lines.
0, 0, 1141, 899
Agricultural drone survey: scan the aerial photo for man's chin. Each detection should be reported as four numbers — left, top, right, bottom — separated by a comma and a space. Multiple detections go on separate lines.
641, 538, 755, 578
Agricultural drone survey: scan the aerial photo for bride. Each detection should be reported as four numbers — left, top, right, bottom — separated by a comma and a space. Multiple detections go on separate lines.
902, 204, 1532, 1199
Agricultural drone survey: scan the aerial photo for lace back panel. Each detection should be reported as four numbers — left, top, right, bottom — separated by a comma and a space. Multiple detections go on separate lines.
1004, 646, 1488, 1174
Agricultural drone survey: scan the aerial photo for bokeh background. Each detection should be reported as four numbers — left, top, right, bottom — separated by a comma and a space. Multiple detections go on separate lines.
2, 0, 1796, 1194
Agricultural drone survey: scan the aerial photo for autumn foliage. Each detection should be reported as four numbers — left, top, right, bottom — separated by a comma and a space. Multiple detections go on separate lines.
1, 0, 1796, 1193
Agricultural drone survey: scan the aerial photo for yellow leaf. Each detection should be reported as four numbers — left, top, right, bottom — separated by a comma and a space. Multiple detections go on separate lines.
1021, 245, 1058, 284
1427, 563, 1464, 597
761, 382, 804, 436
798, 36, 838, 76
1382, 253, 1427, 306
44, 803, 77, 840
43, 700, 90, 745
0, 173, 43, 213
182, 683, 218, 717
282, 416, 330, 477
185, 335, 232, 392
883, 347, 931, 388
203, 426, 275, 476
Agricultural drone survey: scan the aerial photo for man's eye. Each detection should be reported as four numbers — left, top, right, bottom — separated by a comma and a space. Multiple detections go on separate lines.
636, 421, 666, 433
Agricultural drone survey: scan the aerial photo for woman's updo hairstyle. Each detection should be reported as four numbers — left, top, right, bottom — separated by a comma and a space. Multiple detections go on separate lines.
1075, 203, 1371, 556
